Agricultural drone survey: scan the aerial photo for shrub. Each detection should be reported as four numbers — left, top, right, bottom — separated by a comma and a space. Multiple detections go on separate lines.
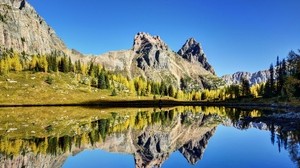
111, 88, 117, 96
45, 76, 54, 85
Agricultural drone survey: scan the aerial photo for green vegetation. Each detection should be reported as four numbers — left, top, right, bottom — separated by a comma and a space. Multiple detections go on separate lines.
111, 88, 117, 96
199, 50, 300, 104
0, 48, 299, 105
0, 48, 220, 104
262, 50, 300, 100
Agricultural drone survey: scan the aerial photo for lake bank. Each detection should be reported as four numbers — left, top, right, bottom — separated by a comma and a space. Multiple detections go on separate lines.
0, 99, 299, 112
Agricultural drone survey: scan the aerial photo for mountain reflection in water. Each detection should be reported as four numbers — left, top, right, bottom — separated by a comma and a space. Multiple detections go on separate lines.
0, 106, 298, 168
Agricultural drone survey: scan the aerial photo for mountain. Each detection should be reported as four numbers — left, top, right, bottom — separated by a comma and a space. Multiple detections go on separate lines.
0, 0, 218, 89
221, 70, 270, 86
0, 0, 83, 57
94, 32, 217, 89
178, 38, 215, 75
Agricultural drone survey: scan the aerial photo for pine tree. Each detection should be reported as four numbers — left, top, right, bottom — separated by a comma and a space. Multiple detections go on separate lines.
264, 80, 272, 98
276, 56, 281, 95
269, 64, 275, 96
241, 77, 251, 97
68, 57, 73, 72
88, 62, 94, 76
105, 74, 110, 89
98, 71, 106, 89
168, 85, 175, 97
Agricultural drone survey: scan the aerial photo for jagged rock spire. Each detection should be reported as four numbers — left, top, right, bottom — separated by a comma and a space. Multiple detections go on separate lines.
178, 38, 215, 75
132, 32, 169, 54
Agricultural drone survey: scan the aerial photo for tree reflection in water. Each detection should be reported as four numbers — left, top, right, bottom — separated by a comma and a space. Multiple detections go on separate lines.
0, 106, 298, 167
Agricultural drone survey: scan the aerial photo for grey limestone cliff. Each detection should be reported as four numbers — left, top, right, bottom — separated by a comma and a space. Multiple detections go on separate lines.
0, 0, 66, 54
221, 70, 270, 86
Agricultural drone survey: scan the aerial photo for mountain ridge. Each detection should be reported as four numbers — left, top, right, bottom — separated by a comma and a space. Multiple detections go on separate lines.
221, 70, 270, 86
93, 32, 217, 89
0, 0, 218, 89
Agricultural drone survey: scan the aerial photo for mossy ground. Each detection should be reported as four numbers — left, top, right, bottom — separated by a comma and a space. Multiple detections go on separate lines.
0, 71, 174, 105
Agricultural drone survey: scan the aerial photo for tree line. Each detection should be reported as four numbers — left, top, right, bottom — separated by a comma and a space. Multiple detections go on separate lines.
2, 48, 298, 101
0, 49, 182, 98
215, 49, 300, 101
263, 50, 300, 99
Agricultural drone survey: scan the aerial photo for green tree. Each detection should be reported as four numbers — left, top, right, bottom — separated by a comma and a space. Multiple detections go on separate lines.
88, 62, 94, 76
68, 57, 73, 72
105, 74, 110, 89
268, 64, 275, 97
168, 85, 175, 97
160, 81, 168, 96
98, 71, 106, 89
241, 77, 251, 97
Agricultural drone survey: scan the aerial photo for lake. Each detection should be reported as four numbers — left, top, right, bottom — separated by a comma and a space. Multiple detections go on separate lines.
0, 106, 298, 168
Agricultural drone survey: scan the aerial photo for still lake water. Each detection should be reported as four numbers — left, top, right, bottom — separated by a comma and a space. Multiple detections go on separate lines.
0, 106, 298, 168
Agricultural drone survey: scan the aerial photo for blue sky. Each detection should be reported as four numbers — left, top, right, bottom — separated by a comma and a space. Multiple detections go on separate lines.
27, 0, 300, 76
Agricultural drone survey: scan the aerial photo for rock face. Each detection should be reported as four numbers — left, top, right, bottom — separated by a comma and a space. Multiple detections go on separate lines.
221, 70, 270, 86
0, 0, 66, 54
133, 32, 171, 70
178, 38, 215, 75
133, 32, 169, 53
94, 32, 217, 89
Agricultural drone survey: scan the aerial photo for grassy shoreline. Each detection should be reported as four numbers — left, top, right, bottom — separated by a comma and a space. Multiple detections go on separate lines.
0, 99, 299, 112
0, 72, 299, 111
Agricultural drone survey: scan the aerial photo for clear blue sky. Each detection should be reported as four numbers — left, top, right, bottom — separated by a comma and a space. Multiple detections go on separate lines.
27, 0, 300, 76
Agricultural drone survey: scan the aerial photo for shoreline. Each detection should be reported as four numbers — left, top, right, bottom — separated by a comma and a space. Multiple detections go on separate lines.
0, 100, 299, 111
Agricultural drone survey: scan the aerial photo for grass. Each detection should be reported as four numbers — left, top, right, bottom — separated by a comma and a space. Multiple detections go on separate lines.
0, 72, 299, 109
0, 71, 167, 105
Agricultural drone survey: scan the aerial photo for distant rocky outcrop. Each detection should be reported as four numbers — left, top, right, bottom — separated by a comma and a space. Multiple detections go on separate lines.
221, 70, 270, 86
178, 38, 215, 75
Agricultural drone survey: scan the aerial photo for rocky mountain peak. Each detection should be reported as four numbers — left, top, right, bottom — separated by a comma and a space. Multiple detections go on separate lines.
184, 38, 198, 49
178, 38, 215, 75
132, 32, 169, 54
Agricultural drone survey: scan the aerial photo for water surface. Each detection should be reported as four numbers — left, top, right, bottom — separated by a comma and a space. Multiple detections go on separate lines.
0, 106, 298, 168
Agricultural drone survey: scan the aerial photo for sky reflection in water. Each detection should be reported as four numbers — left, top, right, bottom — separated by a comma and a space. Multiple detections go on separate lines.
63, 125, 296, 168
